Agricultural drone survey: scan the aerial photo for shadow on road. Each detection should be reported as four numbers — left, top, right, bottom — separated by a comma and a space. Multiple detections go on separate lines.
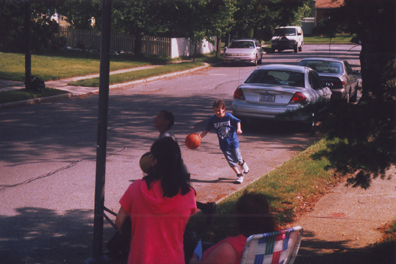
0, 207, 117, 264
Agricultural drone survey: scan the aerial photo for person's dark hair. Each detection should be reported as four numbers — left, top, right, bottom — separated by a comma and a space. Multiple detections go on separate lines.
160, 110, 175, 130
144, 137, 191, 198
235, 192, 277, 237
213, 100, 225, 109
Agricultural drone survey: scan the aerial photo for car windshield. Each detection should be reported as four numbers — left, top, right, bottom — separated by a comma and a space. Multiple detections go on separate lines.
274, 28, 296, 36
245, 70, 304, 87
300, 60, 343, 74
229, 41, 255, 49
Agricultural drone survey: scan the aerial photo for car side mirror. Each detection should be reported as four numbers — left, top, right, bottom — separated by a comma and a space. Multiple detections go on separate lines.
298, 32, 302, 36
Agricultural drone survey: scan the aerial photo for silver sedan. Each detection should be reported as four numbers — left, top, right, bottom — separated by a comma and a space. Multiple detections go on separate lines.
223, 39, 263, 66
298, 58, 360, 103
232, 64, 332, 122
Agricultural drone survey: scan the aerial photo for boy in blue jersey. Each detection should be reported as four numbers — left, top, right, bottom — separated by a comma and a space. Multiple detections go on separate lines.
200, 100, 249, 184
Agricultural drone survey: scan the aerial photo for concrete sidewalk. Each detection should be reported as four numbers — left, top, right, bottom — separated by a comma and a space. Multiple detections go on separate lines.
294, 166, 396, 264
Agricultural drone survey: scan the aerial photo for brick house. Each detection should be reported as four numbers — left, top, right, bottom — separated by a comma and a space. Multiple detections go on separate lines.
315, 0, 345, 26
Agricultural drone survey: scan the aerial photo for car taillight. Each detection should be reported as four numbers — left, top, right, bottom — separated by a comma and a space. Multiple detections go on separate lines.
332, 80, 345, 86
234, 87, 245, 100
325, 80, 345, 88
289, 92, 306, 104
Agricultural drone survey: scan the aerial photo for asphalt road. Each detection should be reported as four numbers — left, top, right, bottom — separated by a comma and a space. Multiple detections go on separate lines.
0, 44, 362, 263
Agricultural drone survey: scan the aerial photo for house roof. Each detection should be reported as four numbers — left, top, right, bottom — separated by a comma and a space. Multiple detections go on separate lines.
315, 0, 344, 8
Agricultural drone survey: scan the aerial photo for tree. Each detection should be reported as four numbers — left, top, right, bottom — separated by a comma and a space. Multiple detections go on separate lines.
111, 0, 165, 55
56, 0, 101, 30
232, 0, 308, 41
0, 0, 58, 53
341, 0, 395, 102
205, 0, 237, 57
308, 0, 396, 188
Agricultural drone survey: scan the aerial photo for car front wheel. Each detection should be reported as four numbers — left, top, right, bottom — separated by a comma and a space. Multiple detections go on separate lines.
252, 56, 258, 66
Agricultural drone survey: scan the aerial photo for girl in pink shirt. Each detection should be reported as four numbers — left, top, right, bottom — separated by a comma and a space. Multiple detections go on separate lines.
116, 137, 197, 264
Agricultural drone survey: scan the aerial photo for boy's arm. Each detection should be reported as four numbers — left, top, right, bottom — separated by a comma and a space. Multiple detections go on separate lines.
200, 130, 208, 139
236, 122, 242, 135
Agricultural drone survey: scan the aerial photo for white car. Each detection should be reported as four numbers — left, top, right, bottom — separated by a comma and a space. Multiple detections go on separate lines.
232, 64, 332, 122
271, 26, 304, 53
224, 39, 263, 66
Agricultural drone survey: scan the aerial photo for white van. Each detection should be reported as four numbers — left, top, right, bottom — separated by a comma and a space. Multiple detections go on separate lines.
271, 26, 303, 53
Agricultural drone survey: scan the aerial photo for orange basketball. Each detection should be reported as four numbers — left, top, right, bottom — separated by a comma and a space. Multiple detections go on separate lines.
139, 152, 152, 173
185, 133, 201, 149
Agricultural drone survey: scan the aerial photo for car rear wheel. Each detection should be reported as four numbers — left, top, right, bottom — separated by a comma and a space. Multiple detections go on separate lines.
298, 45, 302, 52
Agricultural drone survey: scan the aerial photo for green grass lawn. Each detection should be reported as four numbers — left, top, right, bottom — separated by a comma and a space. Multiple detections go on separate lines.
257, 33, 356, 46
0, 52, 221, 104
0, 51, 170, 82
304, 33, 357, 44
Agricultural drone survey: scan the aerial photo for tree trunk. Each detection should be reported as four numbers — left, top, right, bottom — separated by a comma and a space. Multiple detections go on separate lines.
216, 37, 221, 57
193, 41, 197, 62
225, 33, 230, 48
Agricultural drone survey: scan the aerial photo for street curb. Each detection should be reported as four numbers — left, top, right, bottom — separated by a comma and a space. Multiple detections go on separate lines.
0, 63, 209, 109
109, 63, 209, 89
0, 93, 73, 109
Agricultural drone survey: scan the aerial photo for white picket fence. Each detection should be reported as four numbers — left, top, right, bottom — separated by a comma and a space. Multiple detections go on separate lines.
57, 27, 215, 58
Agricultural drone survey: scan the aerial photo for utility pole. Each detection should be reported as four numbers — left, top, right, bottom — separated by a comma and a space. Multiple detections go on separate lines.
24, 0, 31, 90
87, 0, 112, 263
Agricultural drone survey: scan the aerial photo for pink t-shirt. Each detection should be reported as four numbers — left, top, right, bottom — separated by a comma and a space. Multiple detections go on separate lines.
202, 234, 247, 264
120, 179, 197, 264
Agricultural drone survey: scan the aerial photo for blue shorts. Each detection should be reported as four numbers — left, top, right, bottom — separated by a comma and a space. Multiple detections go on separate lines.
222, 147, 243, 168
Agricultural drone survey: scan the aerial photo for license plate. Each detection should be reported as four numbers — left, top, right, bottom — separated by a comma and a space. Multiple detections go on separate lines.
259, 94, 275, 102
234, 58, 241, 61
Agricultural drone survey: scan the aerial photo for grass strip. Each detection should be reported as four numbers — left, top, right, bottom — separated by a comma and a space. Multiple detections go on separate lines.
187, 138, 341, 243
68, 61, 204, 87
304, 34, 357, 44
188, 137, 395, 258
0, 88, 69, 104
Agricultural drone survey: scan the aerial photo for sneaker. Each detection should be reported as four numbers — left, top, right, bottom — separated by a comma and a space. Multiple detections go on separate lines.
240, 160, 249, 174
236, 175, 244, 184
